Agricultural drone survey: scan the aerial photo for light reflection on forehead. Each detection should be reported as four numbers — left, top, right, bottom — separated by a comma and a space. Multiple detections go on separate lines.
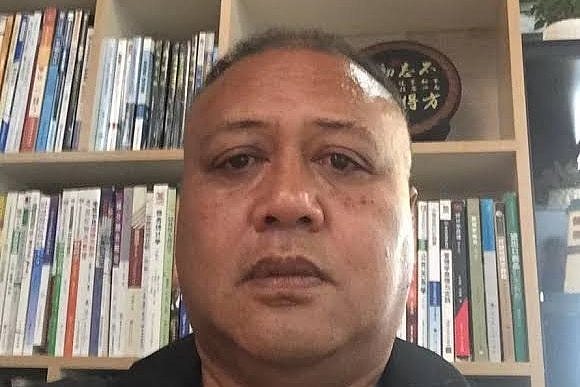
348, 62, 393, 102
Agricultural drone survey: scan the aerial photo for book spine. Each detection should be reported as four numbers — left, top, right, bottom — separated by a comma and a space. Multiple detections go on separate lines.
125, 186, 146, 356
92, 39, 116, 151
35, 11, 65, 152
23, 195, 50, 354
109, 188, 124, 356
178, 294, 190, 338
62, 11, 89, 151
53, 9, 83, 152
34, 194, 59, 348
480, 198, 501, 362
97, 188, 115, 357
439, 200, 454, 363
151, 41, 170, 149
106, 39, 127, 151
416, 201, 428, 349
146, 40, 163, 149
405, 206, 418, 346
188, 34, 198, 98
162, 43, 179, 149
503, 192, 528, 362
73, 189, 100, 356
45, 11, 74, 152
54, 190, 77, 356
451, 199, 470, 360
72, 25, 93, 151
88, 187, 111, 356
6, 13, 41, 153
160, 187, 176, 347
116, 187, 133, 356
63, 191, 85, 356
120, 37, 142, 151
172, 42, 187, 149
178, 40, 191, 148
494, 201, 515, 362
139, 191, 153, 355
427, 201, 441, 356
13, 192, 40, 355
202, 31, 215, 83
467, 198, 488, 361
132, 37, 153, 150
0, 193, 17, 339
169, 260, 180, 343
0, 15, 15, 95
20, 8, 57, 152
194, 32, 206, 94
0, 14, 26, 152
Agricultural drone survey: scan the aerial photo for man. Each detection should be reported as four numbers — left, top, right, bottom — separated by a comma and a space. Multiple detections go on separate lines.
48, 30, 468, 387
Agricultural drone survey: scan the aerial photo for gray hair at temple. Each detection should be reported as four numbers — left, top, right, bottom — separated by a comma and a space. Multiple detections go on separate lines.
204, 29, 405, 115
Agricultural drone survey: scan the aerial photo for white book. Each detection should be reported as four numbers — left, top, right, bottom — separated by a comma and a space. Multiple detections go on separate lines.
124, 186, 146, 356
203, 31, 215, 82
72, 26, 93, 150
54, 190, 78, 356
54, 9, 82, 152
92, 38, 117, 151
194, 32, 206, 93
427, 201, 441, 356
5, 12, 41, 153
120, 37, 142, 150
23, 194, 49, 355
439, 200, 454, 363
132, 37, 154, 151
107, 38, 127, 151
0, 193, 18, 337
72, 189, 100, 356
13, 191, 40, 355
0, 14, 24, 152
139, 191, 153, 355
142, 184, 168, 356
97, 189, 114, 356
34, 195, 58, 346
416, 201, 428, 349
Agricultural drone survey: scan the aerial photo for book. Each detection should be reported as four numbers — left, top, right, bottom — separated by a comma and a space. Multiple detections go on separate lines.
91, 38, 117, 151
178, 294, 191, 339
503, 192, 528, 362
405, 207, 418, 346
172, 42, 188, 148
163, 42, 179, 149
152, 41, 170, 149
71, 26, 94, 150
0, 15, 15, 96
120, 37, 142, 151
106, 38, 127, 151
416, 201, 428, 349
109, 188, 124, 356
0, 14, 26, 152
132, 37, 154, 151
466, 198, 488, 361
139, 191, 153, 354
0, 193, 17, 341
439, 200, 454, 363
480, 198, 501, 362
146, 40, 163, 149
427, 201, 441, 356
20, 8, 57, 152
169, 260, 180, 343
160, 187, 176, 347
450, 200, 470, 360
35, 11, 66, 152
194, 32, 206, 93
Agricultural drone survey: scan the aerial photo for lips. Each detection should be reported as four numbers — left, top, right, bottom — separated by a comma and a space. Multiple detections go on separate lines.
241, 256, 331, 288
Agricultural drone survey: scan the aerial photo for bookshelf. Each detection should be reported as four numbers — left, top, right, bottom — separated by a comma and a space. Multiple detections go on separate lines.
0, 0, 545, 386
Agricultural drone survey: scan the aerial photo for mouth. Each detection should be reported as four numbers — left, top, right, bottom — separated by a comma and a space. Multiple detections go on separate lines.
240, 255, 331, 290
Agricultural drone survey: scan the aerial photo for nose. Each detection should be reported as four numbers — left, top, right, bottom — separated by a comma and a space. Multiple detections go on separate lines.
251, 158, 324, 233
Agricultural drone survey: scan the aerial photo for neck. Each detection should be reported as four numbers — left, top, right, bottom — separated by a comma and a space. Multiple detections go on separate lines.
195, 330, 394, 387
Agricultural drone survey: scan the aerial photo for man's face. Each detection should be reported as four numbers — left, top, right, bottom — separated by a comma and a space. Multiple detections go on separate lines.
177, 48, 414, 364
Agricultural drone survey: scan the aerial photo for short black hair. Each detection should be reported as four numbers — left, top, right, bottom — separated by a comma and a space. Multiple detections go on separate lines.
204, 28, 404, 113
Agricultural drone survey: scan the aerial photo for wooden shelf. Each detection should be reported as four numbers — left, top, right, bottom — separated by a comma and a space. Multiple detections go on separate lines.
456, 362, 532, 377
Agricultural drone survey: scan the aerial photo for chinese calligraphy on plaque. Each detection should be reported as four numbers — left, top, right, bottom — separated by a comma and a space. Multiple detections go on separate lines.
362, 41, 461, 142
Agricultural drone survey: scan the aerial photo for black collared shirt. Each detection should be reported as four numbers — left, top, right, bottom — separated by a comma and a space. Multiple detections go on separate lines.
48, 335, 469, 386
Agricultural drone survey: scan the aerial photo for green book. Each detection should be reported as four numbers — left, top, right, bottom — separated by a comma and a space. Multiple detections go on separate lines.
467, 198, 488, 361
503, 192, 529, 362
159, 187, 176, 347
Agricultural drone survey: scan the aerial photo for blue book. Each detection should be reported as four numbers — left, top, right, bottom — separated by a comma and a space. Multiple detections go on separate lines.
35, 11, 66, 152
89, 188, 114, 356
178, 294, 190, 338
480, 198, 502, 362
0, 15, 28, 152
427, 201, 441, 356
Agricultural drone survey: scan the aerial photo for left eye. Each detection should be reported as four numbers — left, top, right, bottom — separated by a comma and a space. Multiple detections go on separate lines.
319, 153, 364, 172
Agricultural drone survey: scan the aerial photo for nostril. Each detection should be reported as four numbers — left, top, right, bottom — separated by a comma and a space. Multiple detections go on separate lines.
298, 216, 312, 225
265, 215, 277, 225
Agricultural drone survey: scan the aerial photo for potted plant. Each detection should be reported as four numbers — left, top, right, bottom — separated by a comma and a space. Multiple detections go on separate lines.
521, 0, 580, 38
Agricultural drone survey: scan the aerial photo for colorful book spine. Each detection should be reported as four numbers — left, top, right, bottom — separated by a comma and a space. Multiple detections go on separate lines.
494, 201, 515, 362
120, 37, 142, 150
178, 294, 191, 338
416, 201, 428, 349
89, 187, 113, 356
160, 187, 176, 347
0, 15, 15, 95
20, 8, 57, 152
503, 192, 528, 362
35, 11, 66, 152
480, 198, 501, 362
0, 14, 26, 152
451, 200, 470, 360
23, 195, 50, 355
467, 198, 488, 361
6, 12, 41, 153
405, 248, 418, 344
427, 201, 441, 356
132, 37, 154, 150
92, 38, 117, 151
439, 200, 454, 363
106, 38, 127, 151
34, 194, 59, 348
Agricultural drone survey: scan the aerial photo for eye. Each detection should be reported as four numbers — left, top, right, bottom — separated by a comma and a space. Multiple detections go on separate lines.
318, 152, 365, 173
215, 153, 263, 171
